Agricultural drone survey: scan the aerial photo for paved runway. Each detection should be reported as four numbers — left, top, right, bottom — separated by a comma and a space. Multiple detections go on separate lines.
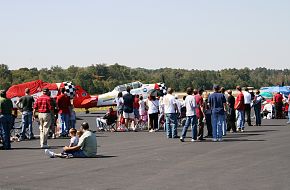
1, 112, 290, 190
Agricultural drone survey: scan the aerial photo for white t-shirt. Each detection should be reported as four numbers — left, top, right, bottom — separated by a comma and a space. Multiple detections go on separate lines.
163, 94, 177, 114
147, 99, 159, 114
185, 95, 196, 116
114, 97, 124, 108
243, 92, 252, 104
139, 99, 145, 111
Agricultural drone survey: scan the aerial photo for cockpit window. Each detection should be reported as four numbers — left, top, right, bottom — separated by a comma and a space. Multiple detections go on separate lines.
132, 82, 142, 89
114, 81, 143, 92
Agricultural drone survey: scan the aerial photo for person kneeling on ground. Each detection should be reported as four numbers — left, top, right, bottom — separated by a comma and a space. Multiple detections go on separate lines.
45, 122, 97, 158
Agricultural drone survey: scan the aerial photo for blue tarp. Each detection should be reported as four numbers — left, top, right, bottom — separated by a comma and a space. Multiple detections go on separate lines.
260, 86, 290, 96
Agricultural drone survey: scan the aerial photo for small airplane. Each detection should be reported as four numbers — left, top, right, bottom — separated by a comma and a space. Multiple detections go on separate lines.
6, 80, 167, 113
73, 81, 167, 112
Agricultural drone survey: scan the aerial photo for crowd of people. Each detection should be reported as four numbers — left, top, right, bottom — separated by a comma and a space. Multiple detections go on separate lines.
0, 87, 92, 152
99, 85, 290, 143
1, 84, 290, 158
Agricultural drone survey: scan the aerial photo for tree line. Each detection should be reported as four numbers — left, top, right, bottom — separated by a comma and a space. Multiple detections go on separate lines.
0, 63, 289, 94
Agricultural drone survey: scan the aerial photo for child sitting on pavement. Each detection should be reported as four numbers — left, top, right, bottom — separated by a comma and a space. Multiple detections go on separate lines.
45, 128, 79, 158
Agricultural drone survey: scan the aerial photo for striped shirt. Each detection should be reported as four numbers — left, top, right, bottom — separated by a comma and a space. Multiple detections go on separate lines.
33, 95, 52, 113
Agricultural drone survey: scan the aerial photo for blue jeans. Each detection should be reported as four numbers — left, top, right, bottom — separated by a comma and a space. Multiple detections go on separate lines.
0, 114, 13, 149
254, 106, 261, 125
237, 110, 245, 129
70, 150, 88, 158
20, 111, 34, 139
165, 113, 178, 138
181, 115, 197, 140
211, 113, 224, 140
59, 113, 70, 135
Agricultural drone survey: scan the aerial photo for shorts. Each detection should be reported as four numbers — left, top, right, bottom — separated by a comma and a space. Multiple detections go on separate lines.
123, 112, 135, 119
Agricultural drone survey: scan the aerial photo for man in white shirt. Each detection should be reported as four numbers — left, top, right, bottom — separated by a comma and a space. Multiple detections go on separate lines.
180, 87, 197, 142
163, 88, 179, 138
243, 87, 252, 126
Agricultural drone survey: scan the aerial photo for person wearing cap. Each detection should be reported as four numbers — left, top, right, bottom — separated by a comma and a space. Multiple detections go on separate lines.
208, 85, 226, 142
0, 90, 13, 150
56, 88, 72, 137
163, 88, 179, 138
33, 88, 52, 148
16, 88, 35, 140
44, 122, 97, 158
235, 86, 245, 132
252, 90, 264, 126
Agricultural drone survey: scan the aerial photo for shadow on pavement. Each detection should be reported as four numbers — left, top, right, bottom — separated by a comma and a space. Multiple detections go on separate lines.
11, 145, 64, 150
222, 139, 266, 142
245, 129, 278, 133
260, 124, 285, 126
96, 154, 117, 158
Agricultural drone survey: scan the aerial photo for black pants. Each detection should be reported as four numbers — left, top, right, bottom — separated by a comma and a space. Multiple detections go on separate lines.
149, 113, 158, 130
227, 108, 236, 132
275, 102, 283, 119
244, 104, 252, 126
205, 113, 212, 136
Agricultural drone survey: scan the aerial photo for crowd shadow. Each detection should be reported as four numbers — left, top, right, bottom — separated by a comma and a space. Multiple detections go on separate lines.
221, 139, 266, 142
259, 124, 285, 126
245, 129, 278, 133
11, 145, 64, 150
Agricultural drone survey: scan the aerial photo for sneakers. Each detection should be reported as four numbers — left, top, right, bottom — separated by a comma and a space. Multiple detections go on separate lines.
241, 129, 245, 132
212, 138, 217, 142
217, 138, 223, 142
179, 137, 184, 142
44, 149, 55, 158
191, 139, 195, 142
149, 129, 155, 132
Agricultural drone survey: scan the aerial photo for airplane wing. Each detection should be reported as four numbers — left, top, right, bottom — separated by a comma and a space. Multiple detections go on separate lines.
6, 80, 58, 99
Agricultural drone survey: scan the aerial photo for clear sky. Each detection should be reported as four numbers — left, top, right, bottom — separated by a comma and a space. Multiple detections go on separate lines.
0, 0, 289, 70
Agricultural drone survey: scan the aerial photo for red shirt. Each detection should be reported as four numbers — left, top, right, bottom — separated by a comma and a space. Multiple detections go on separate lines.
56, 94, 71, 114
274, 93, 283, 103
235, 92, 245, 110
133, 97, 140, 109
195, 94, 203, 118
33, 95, 52, 113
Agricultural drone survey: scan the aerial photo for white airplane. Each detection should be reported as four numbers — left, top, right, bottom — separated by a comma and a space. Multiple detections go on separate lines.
95, 81, 167, 107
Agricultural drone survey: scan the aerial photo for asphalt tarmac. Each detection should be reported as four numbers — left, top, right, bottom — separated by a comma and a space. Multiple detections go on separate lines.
1, 112, 290, 190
